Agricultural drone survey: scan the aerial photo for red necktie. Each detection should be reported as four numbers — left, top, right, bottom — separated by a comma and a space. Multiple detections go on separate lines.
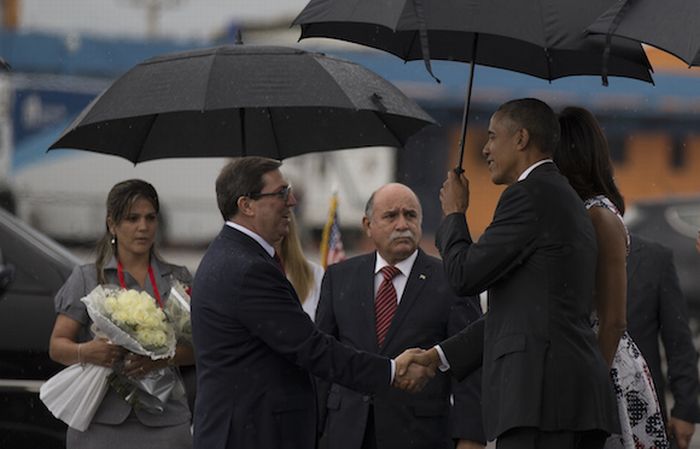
273, 252, 286, 276
375, 265, 401, 347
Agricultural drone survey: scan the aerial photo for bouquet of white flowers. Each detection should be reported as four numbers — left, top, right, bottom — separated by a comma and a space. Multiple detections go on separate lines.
40, 285, 181, 431
93, 286, 176, 358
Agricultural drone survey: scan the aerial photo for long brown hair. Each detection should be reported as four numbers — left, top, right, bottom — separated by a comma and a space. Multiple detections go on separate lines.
95, 179, 160, 284
279, 213, 314, 303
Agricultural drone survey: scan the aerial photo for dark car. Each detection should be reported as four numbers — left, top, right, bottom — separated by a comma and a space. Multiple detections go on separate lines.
0, 207, 80, 448
625, 195, 700, 319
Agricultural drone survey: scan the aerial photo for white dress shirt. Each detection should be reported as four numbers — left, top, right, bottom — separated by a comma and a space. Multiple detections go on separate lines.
373, 250, 419, 304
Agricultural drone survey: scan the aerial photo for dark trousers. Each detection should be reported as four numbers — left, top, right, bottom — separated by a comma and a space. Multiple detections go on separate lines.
496, 427, 608, 449
361, 406, 377, 449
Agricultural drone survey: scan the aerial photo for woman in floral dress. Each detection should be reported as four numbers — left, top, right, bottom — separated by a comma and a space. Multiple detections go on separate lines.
555, 107, 669, 449
48, 179, 194, 449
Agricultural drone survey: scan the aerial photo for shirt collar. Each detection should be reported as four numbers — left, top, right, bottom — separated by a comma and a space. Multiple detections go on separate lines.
226, 221, 275, 257
374, 249, 419, 277
517, 158, 553, 181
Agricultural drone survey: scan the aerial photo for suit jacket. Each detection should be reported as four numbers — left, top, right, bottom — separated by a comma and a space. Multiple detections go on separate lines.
435, 162, 619, 440
191, 226, 392, 449
316, 250, 486, 449
626, 234, 700, 423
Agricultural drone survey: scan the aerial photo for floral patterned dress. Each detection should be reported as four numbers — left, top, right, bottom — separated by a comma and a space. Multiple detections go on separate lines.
585, 195, 669, 449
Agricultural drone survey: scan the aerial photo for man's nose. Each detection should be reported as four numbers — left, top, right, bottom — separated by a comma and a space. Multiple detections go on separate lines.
286, 191, 298, 207
395, 214, 408, 229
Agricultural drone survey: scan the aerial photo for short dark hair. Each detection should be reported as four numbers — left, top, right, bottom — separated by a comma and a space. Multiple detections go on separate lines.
496, 98, 560, 155
216, 157, 282, 220
555, 106, 625, 214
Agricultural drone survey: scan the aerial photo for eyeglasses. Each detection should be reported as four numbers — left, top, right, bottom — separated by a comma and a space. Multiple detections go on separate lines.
247, 184, 293, 202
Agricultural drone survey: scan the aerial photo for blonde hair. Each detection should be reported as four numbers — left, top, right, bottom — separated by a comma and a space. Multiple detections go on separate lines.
279, 213, 314, 303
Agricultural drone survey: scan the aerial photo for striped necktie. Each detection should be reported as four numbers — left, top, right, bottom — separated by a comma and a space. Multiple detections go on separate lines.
375, 265, 401, 347
273, 252, 286, 276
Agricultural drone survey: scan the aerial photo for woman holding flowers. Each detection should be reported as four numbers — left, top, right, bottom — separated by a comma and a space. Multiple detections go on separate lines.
48, 179, 194, 449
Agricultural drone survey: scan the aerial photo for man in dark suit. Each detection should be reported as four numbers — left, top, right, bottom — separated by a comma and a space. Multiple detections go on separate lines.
316, 183, 486, 449
410, 99, 619, 449
626, 233, 700, 449
191, 157, 433, 449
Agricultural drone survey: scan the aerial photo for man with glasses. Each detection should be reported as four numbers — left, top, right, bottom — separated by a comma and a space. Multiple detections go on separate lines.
191, 157, 435, 449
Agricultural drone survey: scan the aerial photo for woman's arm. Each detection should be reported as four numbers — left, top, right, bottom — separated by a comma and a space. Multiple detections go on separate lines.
589, 206, 628, 367
49, 313, 124, 367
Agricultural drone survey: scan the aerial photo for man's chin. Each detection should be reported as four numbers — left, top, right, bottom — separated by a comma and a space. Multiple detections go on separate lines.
391, 242, 417, 256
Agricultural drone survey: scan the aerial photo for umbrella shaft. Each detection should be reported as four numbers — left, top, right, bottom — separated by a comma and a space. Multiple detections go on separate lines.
457, 34, 479, 172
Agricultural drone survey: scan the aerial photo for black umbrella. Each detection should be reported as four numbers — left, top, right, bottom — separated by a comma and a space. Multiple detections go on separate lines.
587, 0, 700, 67
48, 45, 435, 163
294, 0, 654, 172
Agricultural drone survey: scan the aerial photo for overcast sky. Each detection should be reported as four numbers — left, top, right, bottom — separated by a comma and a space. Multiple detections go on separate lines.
19, 0, 309, 40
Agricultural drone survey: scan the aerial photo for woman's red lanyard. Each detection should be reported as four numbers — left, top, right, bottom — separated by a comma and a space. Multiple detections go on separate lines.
117, 261, 163, 308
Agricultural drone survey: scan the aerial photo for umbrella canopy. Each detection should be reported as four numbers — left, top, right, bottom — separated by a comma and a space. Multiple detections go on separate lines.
294, 0, 654, 171
587, 0, 700, 67
294, 0, 654, 83
49, 45, 435, 163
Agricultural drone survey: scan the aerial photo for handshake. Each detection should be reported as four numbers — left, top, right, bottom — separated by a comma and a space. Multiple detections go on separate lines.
392, 347, 441, 393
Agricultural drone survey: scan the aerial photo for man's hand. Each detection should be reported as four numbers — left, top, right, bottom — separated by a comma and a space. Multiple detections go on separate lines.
393, 348, 437, 393
440, 170, 470, 216
669, 416, 695, 449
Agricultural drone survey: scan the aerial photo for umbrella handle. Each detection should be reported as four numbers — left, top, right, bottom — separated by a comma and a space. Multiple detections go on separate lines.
453, 167, 465, 175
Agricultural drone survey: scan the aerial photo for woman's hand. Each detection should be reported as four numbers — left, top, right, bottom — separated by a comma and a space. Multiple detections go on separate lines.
49, 314, 124, 367
122, 353, 166, 378
82, 338, 125, 368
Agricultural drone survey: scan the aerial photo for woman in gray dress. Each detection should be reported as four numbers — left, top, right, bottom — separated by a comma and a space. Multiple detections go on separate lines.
48, 179, 193, 449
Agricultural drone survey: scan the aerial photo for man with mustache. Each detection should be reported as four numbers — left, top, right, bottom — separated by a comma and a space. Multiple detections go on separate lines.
191, 159, 434, 449
316, 183, 485, 449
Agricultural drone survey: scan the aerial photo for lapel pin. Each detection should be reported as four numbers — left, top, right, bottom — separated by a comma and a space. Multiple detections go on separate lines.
419, 274, 426, 280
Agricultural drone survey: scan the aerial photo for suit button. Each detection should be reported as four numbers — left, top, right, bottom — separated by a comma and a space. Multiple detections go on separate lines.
362, 395, 370, 402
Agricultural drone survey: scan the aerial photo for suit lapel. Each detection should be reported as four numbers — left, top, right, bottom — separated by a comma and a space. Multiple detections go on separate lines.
380, 250, 430, 354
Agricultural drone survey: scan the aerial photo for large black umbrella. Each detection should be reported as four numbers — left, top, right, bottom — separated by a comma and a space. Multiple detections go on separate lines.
294, 0, 654, 171
587, 0, 700, 67
48, 45, 435, 163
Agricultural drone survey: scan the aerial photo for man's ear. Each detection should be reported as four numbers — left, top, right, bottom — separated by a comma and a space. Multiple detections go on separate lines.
516, 128, 530, 151
362, 216, 372, 238
237, 196, 255, 217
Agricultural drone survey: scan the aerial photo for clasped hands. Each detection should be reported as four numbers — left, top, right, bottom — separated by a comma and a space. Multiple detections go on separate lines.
393, 347, 441, 393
